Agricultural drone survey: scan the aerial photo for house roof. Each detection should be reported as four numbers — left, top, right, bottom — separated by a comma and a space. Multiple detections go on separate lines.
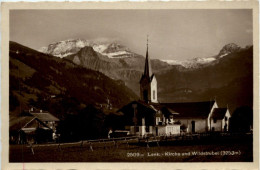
9, 116, 50, 132
162, 101, 215, 119
211, 108, 227, 120
9, 116, 35, 131
30, 112, 59, 122
118, 100, 157, 114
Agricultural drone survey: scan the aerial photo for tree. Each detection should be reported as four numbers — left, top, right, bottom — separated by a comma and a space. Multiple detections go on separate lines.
230, 106, 253, 132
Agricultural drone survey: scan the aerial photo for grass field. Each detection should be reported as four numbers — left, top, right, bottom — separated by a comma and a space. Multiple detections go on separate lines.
9, 135, 253, 162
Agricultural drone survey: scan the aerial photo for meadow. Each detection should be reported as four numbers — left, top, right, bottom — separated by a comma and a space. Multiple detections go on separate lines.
9, 134, 253, 162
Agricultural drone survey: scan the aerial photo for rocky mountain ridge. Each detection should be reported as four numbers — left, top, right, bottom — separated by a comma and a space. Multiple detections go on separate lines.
39, 39, 249, 69
39, 39, 135, 59
10, 41, 138, 118
39, 39, 253, 114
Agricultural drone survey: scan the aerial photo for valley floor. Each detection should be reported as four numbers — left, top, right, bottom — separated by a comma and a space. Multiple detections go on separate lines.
9, 134, 253, 162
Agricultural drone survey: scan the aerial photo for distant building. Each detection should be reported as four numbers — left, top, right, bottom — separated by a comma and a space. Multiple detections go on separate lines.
9, 116, 52, 144
210, 107, 231, 132
165, 101, 230, 133
29, 108, 59, 131
119, 39, 231, 136
9, 108, 60, 144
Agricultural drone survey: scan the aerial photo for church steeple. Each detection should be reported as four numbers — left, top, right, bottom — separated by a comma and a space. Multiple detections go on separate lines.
140, 36, 158, 103
144, 35, 152, 78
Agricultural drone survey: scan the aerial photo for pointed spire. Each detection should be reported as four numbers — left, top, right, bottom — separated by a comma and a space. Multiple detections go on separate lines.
144, 35, 152, 77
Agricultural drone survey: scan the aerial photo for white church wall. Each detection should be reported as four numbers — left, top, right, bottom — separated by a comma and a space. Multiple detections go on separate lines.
150, 77, 157, 103
176, 118, 207, 133
207, 101, 218, 131
210, 119, 222, 131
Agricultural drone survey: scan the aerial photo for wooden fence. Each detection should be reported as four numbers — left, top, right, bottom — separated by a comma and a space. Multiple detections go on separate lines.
24, 132, 252, 155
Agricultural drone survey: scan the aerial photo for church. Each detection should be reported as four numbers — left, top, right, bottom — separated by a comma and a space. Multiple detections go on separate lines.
118, 40, 231, 136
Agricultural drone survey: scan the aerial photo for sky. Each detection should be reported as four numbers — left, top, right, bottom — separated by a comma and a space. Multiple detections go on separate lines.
10, 9, 253, 60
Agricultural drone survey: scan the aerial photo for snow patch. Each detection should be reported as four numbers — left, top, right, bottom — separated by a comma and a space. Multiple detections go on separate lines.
103, 51, 131, 58
73, 55, 81, 65
93, 44, 109, 53
162, 57, 217, 68
54, 52, 74, 58
218, 53, 228, 58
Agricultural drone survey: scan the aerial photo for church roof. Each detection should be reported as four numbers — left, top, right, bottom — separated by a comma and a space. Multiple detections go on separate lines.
162, 101, 215, 119
144, 38, 152, 78
211, 108, 227, 120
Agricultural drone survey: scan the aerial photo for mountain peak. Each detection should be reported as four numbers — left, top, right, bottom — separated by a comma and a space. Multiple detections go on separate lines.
39, 38, 136, 59
78, 46, 97, 57
218, 43, 241, 56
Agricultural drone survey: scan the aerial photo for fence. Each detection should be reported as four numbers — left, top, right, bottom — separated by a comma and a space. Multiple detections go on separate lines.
24, 132, 253, 155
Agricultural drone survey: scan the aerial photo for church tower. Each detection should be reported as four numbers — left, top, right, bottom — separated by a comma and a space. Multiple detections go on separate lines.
140, 37, 158, 103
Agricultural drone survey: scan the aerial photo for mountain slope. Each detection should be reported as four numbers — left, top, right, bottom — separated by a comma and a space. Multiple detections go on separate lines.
9, 41, 138, 118
39, 39, 253, 114
157, 46, 253, 113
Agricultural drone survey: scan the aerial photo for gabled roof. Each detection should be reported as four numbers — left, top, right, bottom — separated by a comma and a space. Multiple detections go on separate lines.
30, 112, 59, 122
9, 116, 50, 132
150, 103, 179, 115
118, 100, 156, 114
162, 101, 215, 119
10, 116, 35, 131
211, 108, 227, 120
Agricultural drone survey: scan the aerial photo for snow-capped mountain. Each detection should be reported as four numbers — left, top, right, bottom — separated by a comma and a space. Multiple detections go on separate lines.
162, 57, 216, 68
40, 40, 246, 70
161, 43, 243, 68
39, 39, 134, 59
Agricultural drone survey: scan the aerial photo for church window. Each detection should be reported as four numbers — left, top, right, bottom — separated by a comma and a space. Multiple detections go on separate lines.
135, 126, 139, 132
153, 90, 155, 100
146, 126, 149, 132
225, 116, 227, 121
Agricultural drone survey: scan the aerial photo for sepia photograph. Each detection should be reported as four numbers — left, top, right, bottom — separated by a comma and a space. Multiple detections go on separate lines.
1, 1, 259, 170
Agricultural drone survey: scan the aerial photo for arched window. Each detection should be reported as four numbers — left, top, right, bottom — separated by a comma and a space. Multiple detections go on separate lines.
153, 90, 155, 100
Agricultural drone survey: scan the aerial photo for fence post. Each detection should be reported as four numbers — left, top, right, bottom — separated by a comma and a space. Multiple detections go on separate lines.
103, 142, 106, 150
58, 143, 62, 151
30, 144, 34, 155
89, 143, 93, 151
157, 141, 160, 147
81, 140, 84, 148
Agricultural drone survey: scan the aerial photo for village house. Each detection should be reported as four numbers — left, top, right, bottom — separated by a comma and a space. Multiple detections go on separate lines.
29, 108, 59, 131
119, 40, 231, 136
9, 116, 52, 144
9, 108, 60, 144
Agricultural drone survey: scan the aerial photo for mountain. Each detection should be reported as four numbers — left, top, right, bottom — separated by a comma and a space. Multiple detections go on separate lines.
39, 39, 253, 114
9, 41, 138, 118
218, 43, 241, 57
39, 39, 136, 59
162, 43, 243, 68
157, 45, 253, 113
